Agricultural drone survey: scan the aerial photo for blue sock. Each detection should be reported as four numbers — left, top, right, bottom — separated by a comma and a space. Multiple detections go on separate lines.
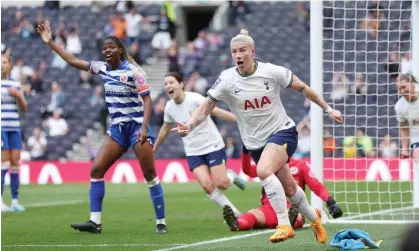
1, 169, 7, 196
90, 180, 105, 212
10, 172, 19, 200
148, 177, 165, 221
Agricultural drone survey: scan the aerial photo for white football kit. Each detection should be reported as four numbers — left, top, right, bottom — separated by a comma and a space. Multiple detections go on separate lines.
207, 61, 296, 150
395, 96, 419, 146
164, 92, 225, 156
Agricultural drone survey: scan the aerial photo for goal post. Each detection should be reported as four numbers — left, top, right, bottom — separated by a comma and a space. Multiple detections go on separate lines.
310, 0, 419, 224
412, 0, 419, 209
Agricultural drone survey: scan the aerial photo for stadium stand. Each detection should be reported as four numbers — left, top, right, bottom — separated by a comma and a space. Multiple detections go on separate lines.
1, 1, 412, 160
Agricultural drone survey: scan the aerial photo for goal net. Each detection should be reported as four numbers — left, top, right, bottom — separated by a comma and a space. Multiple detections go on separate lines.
317, 0, 419, 223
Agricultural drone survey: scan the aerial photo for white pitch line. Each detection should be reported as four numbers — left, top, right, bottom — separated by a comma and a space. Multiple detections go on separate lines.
153, 229, 274, 251
336, 206, 415, 221
2, 244, 186, 248
25, 200, 86, 208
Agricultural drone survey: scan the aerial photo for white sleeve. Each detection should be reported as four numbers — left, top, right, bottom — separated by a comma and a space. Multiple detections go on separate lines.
88, 61, 106, 75
270, 64, 294, 88
207, 72, 229, 102
394, 101, 407, 123
163, 104, 175, 124
190, 92, 207, 105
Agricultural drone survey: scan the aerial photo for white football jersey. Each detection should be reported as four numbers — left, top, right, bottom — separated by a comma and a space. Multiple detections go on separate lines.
207, 61, 295, 150
164, 92, 225, 156
395, 96, 419, 145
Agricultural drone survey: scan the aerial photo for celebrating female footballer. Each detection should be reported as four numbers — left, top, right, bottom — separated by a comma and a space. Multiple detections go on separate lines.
38, 22, 167, 234
172, 29, 343, 244
154, 72, 245, 218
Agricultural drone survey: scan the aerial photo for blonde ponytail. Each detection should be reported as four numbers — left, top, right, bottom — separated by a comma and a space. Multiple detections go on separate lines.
230, 28, 255, 48
239, 29, 249, 36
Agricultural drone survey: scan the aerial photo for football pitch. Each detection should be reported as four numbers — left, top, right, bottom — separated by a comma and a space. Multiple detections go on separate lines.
1, 182, 418, 251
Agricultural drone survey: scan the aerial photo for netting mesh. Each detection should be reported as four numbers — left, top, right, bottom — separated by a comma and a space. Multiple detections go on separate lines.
322, 0, 418, 221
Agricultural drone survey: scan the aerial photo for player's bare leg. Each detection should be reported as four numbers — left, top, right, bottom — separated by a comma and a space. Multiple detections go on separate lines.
210, 164, 246, 191
194, 165, 240, 216
257, 144, 294, 243
276, 163, 327, 243
1, 151, 12, 213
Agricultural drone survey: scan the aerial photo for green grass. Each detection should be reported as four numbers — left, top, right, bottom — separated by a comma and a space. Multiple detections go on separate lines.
1, 183, 416, 251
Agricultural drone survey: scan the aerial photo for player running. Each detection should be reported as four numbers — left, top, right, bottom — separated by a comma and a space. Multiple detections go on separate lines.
154, 72, 245, 217
37, 22, 167, 234
222, 146, 343, 231
171, 29, 343, 243
395, 74, 419, 162
1, 54, 28, 213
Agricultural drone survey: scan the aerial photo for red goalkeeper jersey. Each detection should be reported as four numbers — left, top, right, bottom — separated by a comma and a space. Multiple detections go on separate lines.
241, 153, 331, 207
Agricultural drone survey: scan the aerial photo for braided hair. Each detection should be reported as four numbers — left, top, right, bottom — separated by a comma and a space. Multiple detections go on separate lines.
105, 36, 147, 77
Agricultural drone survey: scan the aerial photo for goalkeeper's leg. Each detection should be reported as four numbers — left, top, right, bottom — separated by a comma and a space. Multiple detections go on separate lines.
223, 205, 278, 231
277, 165, 327, 243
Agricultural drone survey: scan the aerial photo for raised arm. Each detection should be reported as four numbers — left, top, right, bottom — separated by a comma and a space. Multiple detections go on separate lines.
189, 97, 216, 130
154, 123, 173, 153
290, 75, 343, 123
37, 22, 89, 71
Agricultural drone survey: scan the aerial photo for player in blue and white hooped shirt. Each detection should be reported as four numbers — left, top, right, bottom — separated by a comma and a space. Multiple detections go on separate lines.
1, 54, 28, 213
37, 22, 167, 234
154, 72, 246, 218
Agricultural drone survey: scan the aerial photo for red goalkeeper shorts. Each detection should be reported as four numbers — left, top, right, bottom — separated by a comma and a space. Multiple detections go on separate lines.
259, 204, 278, 229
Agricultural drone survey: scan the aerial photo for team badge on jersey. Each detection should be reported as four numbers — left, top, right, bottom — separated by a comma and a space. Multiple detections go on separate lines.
290, 166, 298, 175
120, 75, 128, 82
136, 75, 150, 94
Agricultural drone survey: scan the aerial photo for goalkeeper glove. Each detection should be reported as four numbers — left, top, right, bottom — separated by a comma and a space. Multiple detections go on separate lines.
327, 197, 343, 219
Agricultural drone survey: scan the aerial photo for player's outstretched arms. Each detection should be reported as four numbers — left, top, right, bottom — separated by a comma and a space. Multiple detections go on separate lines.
37, 21, 89, 71
154, 123, 173, 153
290, 75, 343, 123
211, 107, 237, 122
171, 97, 216, 136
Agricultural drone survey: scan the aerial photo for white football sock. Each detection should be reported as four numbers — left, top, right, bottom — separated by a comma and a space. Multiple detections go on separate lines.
261, 174, 290, 226
208, 189, 240, 216
156, 218, 166, 225
226, 170, 235, 186
11, 199, 19, 206
288, 186, 317, 222
90, 212, 101, 224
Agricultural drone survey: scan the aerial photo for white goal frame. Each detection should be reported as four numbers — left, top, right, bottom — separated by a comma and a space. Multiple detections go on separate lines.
309, 0, 419, 224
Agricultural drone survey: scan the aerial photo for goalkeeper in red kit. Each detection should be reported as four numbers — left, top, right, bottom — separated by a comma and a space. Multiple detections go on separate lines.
223, 146, 343, 231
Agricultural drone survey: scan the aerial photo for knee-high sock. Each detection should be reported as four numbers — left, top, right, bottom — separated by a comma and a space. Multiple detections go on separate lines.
261, 174, 290, 226
90, 179, 105, 224
147, 177, 166, 225
10, 167, 19, 204
237, 212, 257, 230
288, 186, 317, 222
1, 161, 10, 197
208, 188, 240, 216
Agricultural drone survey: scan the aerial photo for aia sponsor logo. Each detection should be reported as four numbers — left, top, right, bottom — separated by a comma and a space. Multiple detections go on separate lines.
244, 96, 271, 110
